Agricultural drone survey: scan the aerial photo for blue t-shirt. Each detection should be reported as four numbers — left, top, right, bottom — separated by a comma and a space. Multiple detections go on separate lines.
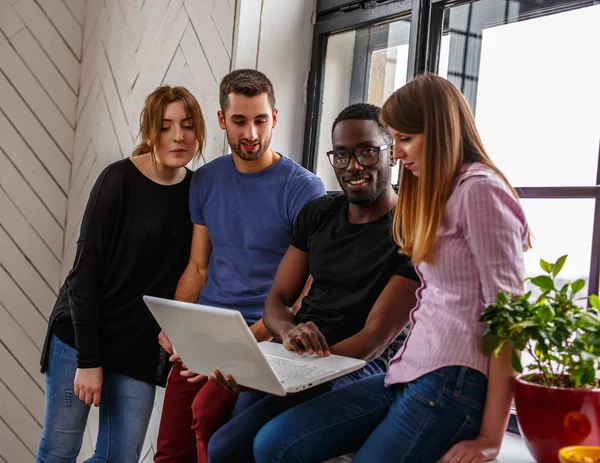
190, 154, 326, 324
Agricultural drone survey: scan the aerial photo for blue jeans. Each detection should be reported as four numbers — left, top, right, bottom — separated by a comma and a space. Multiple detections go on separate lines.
36, 335, 156, 463
208, 360, 384, 463
253, 366, 488, 463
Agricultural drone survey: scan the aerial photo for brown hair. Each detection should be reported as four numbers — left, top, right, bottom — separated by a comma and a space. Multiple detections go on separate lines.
219, 69, 276, 113
132, 86, 205, 162
381, 74, 528, 263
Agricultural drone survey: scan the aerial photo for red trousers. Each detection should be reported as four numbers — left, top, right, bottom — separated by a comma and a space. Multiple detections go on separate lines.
154, 361, 238, 463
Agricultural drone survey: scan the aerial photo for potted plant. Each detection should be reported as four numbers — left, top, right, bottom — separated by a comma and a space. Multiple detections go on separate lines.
480, 256, 600, 463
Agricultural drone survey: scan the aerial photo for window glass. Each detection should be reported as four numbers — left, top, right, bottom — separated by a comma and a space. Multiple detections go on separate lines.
316, 18, 411, 190
440, 1, 600, 187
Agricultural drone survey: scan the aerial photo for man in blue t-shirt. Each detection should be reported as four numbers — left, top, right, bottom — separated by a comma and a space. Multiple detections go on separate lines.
154, 70, 325, 462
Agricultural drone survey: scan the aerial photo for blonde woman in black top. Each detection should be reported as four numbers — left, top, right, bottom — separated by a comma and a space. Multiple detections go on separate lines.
36, 86, 205, 463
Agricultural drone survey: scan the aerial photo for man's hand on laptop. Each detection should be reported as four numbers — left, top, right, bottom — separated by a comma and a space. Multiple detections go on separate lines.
179, 367, 207, 383
209, 369, 250, 393
158, 330, 173, 355
281, 322, 330, 357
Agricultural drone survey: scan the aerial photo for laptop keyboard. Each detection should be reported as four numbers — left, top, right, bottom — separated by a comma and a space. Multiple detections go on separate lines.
265, 355, 336, 383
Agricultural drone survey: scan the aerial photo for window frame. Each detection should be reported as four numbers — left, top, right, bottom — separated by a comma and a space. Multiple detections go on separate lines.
306, 0, 600, 434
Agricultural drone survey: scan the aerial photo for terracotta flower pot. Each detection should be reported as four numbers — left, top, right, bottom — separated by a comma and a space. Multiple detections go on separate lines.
514, 375, 600, 463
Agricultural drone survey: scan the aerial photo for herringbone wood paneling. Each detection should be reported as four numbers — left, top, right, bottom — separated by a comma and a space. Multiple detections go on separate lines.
0, 0, 82, 460
64, 0, 235, 459
1, 0, 317, 459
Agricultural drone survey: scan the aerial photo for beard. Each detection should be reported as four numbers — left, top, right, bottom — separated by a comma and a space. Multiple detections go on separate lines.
339, 167, 391, 205
229, 133, 272, 161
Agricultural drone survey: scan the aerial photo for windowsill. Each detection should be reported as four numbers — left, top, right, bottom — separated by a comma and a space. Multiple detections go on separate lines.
324, 432, 534, 462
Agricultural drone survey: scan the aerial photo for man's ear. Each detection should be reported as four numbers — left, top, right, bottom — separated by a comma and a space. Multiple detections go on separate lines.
217, 110, 226, 130
390, 152, 398, 167
272, 108, 279, 128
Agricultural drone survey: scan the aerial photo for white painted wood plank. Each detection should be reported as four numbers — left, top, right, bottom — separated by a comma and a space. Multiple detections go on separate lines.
78, 37, 99, 119
36, 0, 82, 60
0, 0, 24, 38
0, 380, 41, 454
0, 304, 45, 391
0, 110, 67, 224
209, 0, 234, 59
135, 0, 187, 103
0, 190, 60, 290
0, 72, 71, 191
180, 27, 225, 161
99, 52, 134, 157
13, 0, 80, 90
161, 46, 191, 88
0, 416, 34, 463
0, 267, 47, 351
0, 227, 56, 317
0, 149, 63, 257
83, 0, 103, 52
0, 33, 75, 160
230, 0, 262, 70
10, 27, 77, 127
132, 0, 171, 89
185, 0, 231, 82
94, 93, 125, 161
0, 342, 45, 424
66, 144, 95, 241
63, 0, 85, 26
69, 143, 95, 211
73, 78, 101, 174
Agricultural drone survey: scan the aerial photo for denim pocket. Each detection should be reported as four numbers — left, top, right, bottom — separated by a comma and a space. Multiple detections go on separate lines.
440, 414, 482, 454
405, 373, 448, 407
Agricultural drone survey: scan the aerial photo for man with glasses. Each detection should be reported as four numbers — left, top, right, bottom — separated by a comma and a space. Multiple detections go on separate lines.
207, 103, 421, 462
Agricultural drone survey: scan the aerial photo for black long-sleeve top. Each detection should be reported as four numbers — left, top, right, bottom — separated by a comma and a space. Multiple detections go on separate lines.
40, 159, 193, 386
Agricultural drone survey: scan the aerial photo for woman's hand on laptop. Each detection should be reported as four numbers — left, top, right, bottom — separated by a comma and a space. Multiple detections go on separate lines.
209, 369, 250, 393
179, 367, 207, 383
281, 322, 330, 357
158, 330, 173, 355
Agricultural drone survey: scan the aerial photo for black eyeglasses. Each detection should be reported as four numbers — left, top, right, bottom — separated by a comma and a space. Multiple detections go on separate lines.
326, 144, 392, 169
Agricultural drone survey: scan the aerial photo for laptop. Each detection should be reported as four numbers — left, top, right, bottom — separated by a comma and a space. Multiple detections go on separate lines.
143, 296, 366, 396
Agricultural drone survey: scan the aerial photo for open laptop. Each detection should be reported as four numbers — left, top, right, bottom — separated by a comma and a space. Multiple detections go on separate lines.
144, 296, 366, 396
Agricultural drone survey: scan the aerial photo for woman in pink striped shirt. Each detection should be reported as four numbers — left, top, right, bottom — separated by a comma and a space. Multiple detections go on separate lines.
251, 74, 530, 463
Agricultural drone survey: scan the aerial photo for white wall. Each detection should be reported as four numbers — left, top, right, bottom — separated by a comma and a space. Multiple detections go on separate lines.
0, 0, 317, 461
0, 0, 84, 459
65, 1, 236, 459
232, 0, 317, 163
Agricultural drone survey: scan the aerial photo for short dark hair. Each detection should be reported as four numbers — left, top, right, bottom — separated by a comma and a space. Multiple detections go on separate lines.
332, 103, 392, 143
219, 69, 276, 113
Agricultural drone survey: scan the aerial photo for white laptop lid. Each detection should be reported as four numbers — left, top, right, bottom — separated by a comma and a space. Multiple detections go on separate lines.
144, 296, 287, 396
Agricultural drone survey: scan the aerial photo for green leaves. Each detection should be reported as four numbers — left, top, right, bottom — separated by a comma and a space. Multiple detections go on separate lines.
540, 259, 553, 274
552, 255, 567, 277
572, 279, 586, 295
482, 334, 500, 356
511, 349, 523, 373
529, 276, 555, 291
480, 255, 600, 389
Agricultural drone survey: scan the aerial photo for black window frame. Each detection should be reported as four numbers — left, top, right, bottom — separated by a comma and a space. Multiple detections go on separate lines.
305, 0, 600, 434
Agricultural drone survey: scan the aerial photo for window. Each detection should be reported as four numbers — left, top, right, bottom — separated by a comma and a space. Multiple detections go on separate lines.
314, 17, 411, 191
307, 0, 600, 433
437, 0, 600, 293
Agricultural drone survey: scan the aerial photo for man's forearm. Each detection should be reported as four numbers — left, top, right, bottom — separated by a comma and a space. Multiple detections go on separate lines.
330, 328, 389, 361
263, 296, 297, 341
174, 263, 207, 303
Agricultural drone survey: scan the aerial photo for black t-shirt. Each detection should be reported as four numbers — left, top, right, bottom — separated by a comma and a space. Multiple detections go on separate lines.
291, 194, 419, 366
41, 159, 193, 386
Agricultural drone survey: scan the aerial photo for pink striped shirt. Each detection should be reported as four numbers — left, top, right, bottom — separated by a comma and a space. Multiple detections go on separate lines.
385, 163, 529, 385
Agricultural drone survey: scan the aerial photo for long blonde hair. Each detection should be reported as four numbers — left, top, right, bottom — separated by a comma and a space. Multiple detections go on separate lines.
381, 74, 525, 264
132, 86, 206, 162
